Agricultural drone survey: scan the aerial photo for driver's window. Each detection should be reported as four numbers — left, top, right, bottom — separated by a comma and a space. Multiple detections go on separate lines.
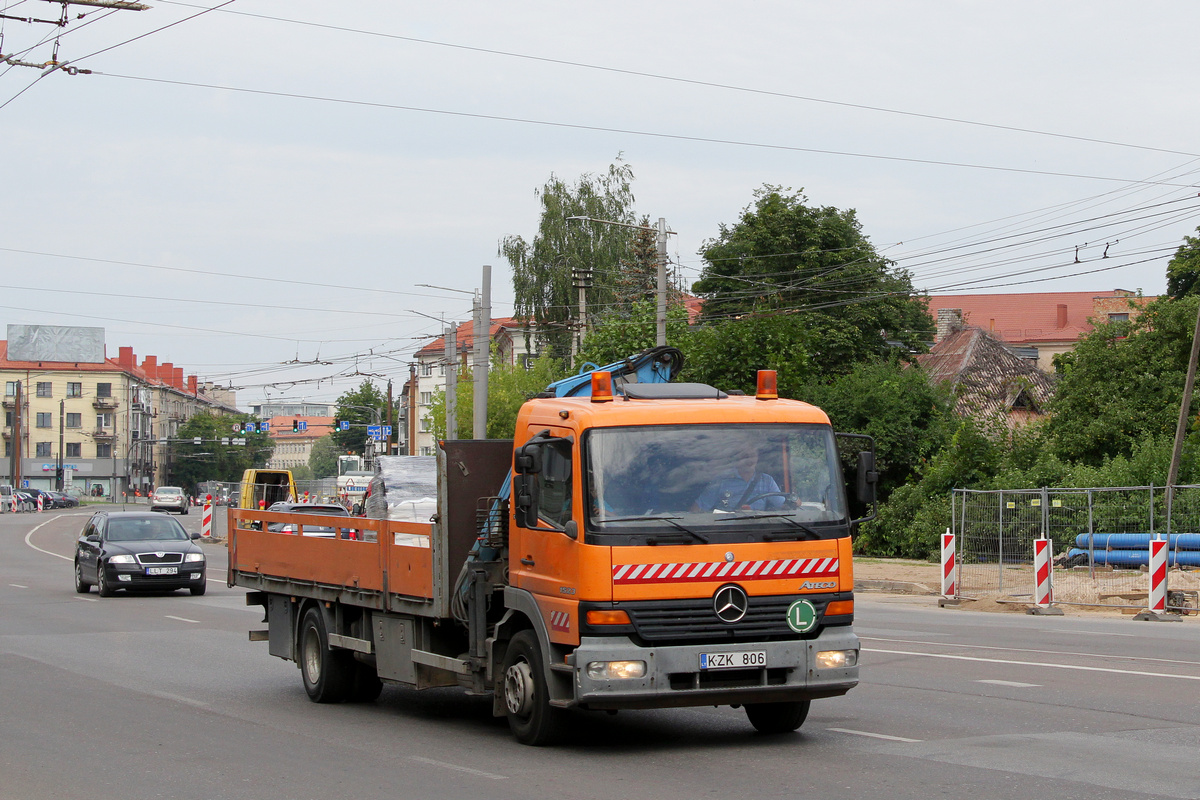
537, 443, 573, 530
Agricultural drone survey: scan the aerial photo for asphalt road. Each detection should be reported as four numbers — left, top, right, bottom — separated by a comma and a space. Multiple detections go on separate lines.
3, 506, 1200, 800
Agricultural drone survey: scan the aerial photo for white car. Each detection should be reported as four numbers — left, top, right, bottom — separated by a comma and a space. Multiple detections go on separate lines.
150, 487, 189, 515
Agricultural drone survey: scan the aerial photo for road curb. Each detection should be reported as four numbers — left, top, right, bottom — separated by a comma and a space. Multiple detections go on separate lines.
856, 579, 937, 595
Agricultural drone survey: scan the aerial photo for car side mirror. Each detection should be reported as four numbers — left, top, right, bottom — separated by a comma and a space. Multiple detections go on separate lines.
856, 450, 878, 503
191, 532, 201, 540
86, 534, 100, 543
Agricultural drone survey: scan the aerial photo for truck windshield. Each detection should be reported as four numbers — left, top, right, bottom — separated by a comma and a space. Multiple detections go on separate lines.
585, 423, 847, 539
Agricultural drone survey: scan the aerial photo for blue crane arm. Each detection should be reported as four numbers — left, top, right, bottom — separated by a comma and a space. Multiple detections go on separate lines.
542, 346, 685, 397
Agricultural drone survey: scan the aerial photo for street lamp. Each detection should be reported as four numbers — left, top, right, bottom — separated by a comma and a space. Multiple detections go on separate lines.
565, 215, 675, 347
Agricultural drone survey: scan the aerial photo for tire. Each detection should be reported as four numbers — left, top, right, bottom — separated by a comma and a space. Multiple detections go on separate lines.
299, 607, 353, 703
96, 562, 116, 597
189, 580, 207, 596
349, 663, 383, 703
74, 561, 91, 593
500, 630, 565, 746
181, 506, 189, 516
745, 700, 810, 734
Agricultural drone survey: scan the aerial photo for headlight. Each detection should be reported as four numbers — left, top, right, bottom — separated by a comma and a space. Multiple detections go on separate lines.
184, 553, 205, 563
815, 649, 858, 669
108, 554, 135, 564
586, 660, 646, 680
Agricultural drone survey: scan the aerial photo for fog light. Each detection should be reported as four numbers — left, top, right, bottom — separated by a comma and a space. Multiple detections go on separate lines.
117, 574, 132, 582
816, 649, 858, 669
189, 573, 202, 580
586, 660, 646, 680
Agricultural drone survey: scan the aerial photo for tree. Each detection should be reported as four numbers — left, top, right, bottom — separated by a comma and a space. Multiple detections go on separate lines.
501, 161, 638, 360
167, 411, 272, 492
307, 434, 340, 478
428, 353, 566, 441
578, 299, 691, 369
691, 186, 933, 372
332, 381, 389, 455
1167, 227, 1200, 298
681, 313, 816, 395
1046, 296, 1200, 466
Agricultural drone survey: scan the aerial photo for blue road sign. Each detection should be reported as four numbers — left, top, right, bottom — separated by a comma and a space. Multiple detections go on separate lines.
367, 425, 382, 440
339, 420, 350, 431
383, 425, 392, 436
298, 420, 308, 432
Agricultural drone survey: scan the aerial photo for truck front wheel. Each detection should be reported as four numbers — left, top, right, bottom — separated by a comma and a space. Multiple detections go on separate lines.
299, 607, 353, 703
501, 630, 565, 746
745, 700, 810, 734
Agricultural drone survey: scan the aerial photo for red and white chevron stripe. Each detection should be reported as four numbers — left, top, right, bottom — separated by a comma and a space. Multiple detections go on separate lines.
548, 610, 571, 632
612, 557, 838, 585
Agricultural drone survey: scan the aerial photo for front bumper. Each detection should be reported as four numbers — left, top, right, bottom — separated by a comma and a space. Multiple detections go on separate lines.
104, 563, 207, 590
569, 626, 858, 710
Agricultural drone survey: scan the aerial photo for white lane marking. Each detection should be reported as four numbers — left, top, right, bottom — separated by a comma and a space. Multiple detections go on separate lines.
828, 728, 922, 743
408, 756, 508, 780
977, 679, 1040, 688
73, 596, 98, 603
871, 648, 1200, 682
165, 615, 200, 624
863, 636, 1200, 669
24, 517, 73, 560
1038, 629, 1136, 637
9, 584, 28, 588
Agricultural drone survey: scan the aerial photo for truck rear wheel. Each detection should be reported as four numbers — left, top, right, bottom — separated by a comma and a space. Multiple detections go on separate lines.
501, 630, 565, 746
745, 700, 810, 734
299, 607, 353, 703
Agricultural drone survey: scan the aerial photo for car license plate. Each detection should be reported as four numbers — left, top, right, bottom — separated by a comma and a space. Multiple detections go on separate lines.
699, 650, 767, 670
146, 566, 178, 576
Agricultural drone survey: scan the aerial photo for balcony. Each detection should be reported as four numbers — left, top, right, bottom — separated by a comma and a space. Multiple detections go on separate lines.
1, 397, 15, 408
1, 426, 10, 438
94, 428, 117, 440
93, 397, 119, 410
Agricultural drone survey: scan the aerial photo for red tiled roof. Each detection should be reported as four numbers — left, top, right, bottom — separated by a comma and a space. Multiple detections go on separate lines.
926, 290, 1138, 344
415, 317, 519, 357
266, 415, 336, 439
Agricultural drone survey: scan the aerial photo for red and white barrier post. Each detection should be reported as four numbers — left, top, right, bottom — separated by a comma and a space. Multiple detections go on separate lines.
202, 494, 213, 539
36, 493, 43, 512
1034, 537, 1052, 607
941, 529, 956, 599
1148, 538, 1168, 613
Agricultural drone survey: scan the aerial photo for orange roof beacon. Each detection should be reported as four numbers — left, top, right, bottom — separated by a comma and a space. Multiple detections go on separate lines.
229, 347, 874, 745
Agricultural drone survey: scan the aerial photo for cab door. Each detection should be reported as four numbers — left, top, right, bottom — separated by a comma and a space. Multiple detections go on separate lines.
509, 427, 583, 620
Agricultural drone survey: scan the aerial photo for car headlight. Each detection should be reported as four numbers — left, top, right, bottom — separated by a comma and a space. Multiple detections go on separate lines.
586, 660, 647, 680
815, 649, 858, 669
108, 554, 136, 564
184, 553, 205, 562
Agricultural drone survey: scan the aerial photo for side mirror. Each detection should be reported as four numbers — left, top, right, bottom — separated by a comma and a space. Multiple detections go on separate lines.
191, 532, 201, 540
514, 443, 542, 475
513, 472, 538, 529
85, 534, 100, 544
856, 451, 878, 505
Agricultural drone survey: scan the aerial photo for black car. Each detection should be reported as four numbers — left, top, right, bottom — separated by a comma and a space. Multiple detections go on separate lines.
23, 487, 57, 509
74, 511, 207, 596
46, 490, 79, 509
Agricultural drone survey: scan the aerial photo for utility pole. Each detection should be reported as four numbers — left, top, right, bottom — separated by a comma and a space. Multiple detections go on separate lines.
474, 265, 491, 439
445, 323, 457, 440
572, 266, 594, 361
1167, 302, 1200, 520
57, 399, 65, 490
10, 382, 23, 489
386, 380, 395, 455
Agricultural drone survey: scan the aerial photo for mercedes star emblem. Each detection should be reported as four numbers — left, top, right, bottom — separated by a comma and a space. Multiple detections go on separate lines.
713, 584, 749, 623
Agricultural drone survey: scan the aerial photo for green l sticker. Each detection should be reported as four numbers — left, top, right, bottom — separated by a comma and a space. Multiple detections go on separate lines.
786, 599, 817, 633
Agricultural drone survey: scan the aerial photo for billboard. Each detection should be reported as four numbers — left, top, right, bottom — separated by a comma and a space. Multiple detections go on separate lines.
6, 325, 105, 363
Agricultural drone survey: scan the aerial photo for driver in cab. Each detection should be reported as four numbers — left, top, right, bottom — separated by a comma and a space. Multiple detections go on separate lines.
692, 445, 786, 512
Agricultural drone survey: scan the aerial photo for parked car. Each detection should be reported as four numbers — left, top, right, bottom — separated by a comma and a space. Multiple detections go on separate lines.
264, 502, 354, 538
19, 487, 57, 509
150, 486, 189, 515
73, 511, 207, 596
46, 490, 79, 508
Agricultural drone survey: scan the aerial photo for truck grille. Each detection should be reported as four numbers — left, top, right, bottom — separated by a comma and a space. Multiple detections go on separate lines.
622, 594, 837, 645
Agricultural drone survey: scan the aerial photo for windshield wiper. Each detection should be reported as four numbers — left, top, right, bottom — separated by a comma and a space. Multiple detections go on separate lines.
600, 515, 709, 544
711, 512, 821, 540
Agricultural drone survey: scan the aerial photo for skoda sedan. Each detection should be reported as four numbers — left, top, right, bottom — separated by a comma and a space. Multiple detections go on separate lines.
74, 511, 208, 596
150, 486, 189, 515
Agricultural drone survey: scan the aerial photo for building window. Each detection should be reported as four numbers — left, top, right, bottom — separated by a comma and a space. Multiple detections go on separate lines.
419, 416, 430, 432
421, 362, 433, 377
97, 413, 113, 428
96, 383, 112, 398
420, 392, 432, 406
36, 382, 52, 398
4, 381, 16, 397
67, 382, 82, 398
3, 441, 9, 457
66, 442, 81, 458
36, 412, 52, 428
1108, 313, 1130, 322
4, 411, 11, 427
36, 442, 52, 456
66, 413, 82, 428
97, 443, 112, 458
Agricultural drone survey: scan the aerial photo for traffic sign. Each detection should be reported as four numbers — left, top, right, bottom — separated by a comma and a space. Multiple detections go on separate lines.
244, 422, 258, 433
193, 437, 202, 445
231, 423, 241, 433
298, 420, 308, 432
339, 420, 350, 431
261, 421, 270, 431
367, 425, 382, 440
383, 425, 392, 436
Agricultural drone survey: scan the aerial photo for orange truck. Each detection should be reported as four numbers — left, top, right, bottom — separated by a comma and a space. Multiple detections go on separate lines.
229, 348, 875, 745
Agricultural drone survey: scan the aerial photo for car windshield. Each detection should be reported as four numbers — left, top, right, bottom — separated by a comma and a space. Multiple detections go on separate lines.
157, 488, 182, 496
106, 517, 188, 542
586, 423, 847, 538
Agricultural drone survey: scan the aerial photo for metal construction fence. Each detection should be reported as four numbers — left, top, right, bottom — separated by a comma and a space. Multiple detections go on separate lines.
195, 478, 339, 506
952, 485, 1200, 612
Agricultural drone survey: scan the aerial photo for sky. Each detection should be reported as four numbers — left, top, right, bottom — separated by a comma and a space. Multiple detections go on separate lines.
2, 1, 1198, 408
